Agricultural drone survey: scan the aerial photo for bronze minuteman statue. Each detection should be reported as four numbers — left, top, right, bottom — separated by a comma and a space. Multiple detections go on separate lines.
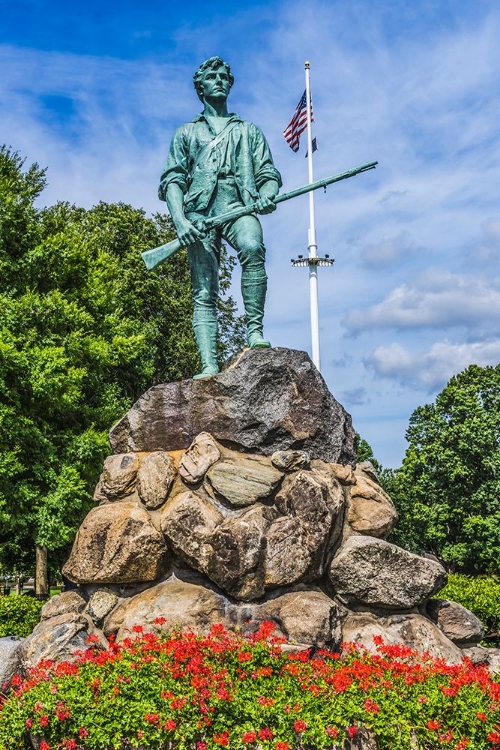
158, 56, 282, 379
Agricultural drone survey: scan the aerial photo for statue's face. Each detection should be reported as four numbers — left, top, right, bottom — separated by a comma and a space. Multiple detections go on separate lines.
199, 65, 231, 103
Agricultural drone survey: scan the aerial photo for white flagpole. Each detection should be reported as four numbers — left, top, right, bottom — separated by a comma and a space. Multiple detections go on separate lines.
304, 61, 321, 371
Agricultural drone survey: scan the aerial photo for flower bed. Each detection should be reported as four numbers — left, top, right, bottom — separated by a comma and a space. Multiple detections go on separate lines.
1, 621, 500, 750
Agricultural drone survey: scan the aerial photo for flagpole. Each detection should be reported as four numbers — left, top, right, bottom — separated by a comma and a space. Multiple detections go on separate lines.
304, 61, 321, 371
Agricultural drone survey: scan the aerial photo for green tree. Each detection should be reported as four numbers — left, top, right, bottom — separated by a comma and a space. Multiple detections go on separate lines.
0, 147, 244, 589
389, 364, 500, 574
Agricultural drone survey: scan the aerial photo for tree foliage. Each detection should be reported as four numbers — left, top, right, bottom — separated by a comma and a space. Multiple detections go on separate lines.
0, 146, 244, 575
388, 364, 500, 574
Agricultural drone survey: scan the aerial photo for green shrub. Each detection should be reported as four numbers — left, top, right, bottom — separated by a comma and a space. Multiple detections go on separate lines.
0, 594, 43, 637
1, 622, 500, 750
438, 574, 500, 645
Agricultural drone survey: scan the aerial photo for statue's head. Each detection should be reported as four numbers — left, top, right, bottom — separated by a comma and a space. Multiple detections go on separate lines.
193, 57, 234, 102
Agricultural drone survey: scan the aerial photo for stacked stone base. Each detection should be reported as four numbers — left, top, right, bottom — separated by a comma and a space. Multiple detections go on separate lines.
12, 350, 496, 674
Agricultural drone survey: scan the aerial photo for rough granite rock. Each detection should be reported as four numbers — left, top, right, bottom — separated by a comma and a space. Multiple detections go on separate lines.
104, 578, 227, 640
342, 611, 463, 664
20, 612, 108, 671
206, 505, 273, 600
137, 451, 176, 509
93, 453, 140, 502
205, 456, 283, 508
62, 502, 168, 584
461, 646, 500, 673
329, 536, 447, 609
160, 490, 224, 571
271, 450, 310, 472
347, 473, 398, 538
85, 589, 119, 625
41, 591, 86, 620
0, 636, 24, 688
109, 348, 356, 464
258, 590, 346, 649
426, 599, 484, 645
179, 432, 221, 484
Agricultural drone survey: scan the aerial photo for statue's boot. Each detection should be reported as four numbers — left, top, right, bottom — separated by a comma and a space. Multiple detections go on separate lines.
241, 274, 271, 348
192, 313, 219, 379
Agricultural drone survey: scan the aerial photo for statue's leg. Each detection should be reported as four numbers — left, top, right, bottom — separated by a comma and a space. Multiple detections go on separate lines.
188, 233, 221, 379
224, 214, 271, 349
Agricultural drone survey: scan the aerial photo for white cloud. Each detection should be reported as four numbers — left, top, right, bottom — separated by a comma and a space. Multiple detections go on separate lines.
366, 339, 500, 392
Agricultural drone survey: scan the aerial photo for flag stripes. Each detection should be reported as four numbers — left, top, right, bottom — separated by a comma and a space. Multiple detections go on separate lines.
283, 91, 314, 152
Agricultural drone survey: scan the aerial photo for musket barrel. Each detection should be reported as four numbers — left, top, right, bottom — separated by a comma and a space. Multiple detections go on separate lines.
141, 160, 378, 271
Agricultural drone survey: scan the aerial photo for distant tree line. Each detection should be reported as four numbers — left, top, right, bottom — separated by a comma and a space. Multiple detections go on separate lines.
0, 146, 245, 592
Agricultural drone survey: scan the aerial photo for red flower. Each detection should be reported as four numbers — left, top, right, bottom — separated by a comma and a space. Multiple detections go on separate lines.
476, 712, 487, 723
39, 742, 51, 750
131, 624, 144, 633
294, 720, 307, 733
213, 731, 230, 746
346, 725, 358, 738
275, 744, 289, 750
79, 727, 89, 738
10, 673, 22, 686
63, 741, 77, 750
144, 712, 160, 724
238, 652, 253, 663
427, 720, 441, 731
242, 731, 257, 743
364, 697, 380, 714
259, 728, 273, 741
25, 718, 33, 729
488, 731, 500, 745
154, 616, 167, 625
196, 743, 208, 750
326, 727, 339, 739
164, 719, 177, 731
40, 715, 49, 727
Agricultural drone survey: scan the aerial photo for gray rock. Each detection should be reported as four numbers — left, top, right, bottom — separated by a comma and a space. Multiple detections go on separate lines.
329, 536, 447, 609
0, 636, 24, 688
427, 599, 484, 645
342, 611, 463, 664
205, 456, 283, 508
94, 453, 139, 502
104, 578, 227, 640
137, 451, 176, 509
271, 450, 310, 472
20, 612, 108, 670
265, 470, 344, 587
41, 591, 86, 620
62, 502, 168, 584
85, 589, 119, 625
160, 490, 223, 571
179, 432, 221, 484
206, 506, 272, 600
259, 590, 346, 649
109, 348, 356, 464
461, 646, 500, 673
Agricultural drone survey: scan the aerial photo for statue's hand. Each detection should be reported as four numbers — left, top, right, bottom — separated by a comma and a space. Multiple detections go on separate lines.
255, 194, 277, 215
176, 218, 204, 246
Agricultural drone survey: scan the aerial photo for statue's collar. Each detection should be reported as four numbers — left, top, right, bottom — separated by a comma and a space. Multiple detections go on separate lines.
193, 112, 242, 124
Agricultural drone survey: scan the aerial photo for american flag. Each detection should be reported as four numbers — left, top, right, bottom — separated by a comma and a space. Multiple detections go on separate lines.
283, 91, 314, 152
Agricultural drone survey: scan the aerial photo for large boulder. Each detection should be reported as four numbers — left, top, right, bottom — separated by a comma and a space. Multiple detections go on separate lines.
63, 502, 168, 584
109, 348, 355, 464
205, 456, 283, 508
426, 599, 484, 646
0, 636, 24, 689
329, 536, 447, 609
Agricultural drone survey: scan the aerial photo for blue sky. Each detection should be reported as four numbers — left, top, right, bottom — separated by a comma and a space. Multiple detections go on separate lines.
2, 0, 500, 467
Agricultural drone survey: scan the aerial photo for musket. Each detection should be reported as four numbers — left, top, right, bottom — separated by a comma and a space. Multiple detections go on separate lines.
142, 160, 378, 271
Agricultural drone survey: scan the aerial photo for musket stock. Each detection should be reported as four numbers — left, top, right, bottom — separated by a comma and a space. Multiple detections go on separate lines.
142, 161, 378, 271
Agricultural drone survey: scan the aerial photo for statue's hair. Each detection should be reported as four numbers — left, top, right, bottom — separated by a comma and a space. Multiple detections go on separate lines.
193, 57, 234, 102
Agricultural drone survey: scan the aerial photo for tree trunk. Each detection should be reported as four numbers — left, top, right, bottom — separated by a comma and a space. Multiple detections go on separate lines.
35, 544, 49, 600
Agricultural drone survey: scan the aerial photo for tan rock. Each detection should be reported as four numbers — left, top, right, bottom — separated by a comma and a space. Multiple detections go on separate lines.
205, 456, 283, 508
62, 502, 168, 584
20, 612, 108, 670
329, 463, 356, 485
41, 591, 86, 620
160, 490, 223, 570
137, 451, 176, 509
93, 453, 139, 502
271, 450, 310, 472
342, 611, 463, 664
179, 432, 221, 484
347, 495, 397, 538
329, 536, 447, 609
104, 578, 227, 640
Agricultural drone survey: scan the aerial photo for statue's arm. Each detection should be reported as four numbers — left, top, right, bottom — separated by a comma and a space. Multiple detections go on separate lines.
166, 184, 203, 247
